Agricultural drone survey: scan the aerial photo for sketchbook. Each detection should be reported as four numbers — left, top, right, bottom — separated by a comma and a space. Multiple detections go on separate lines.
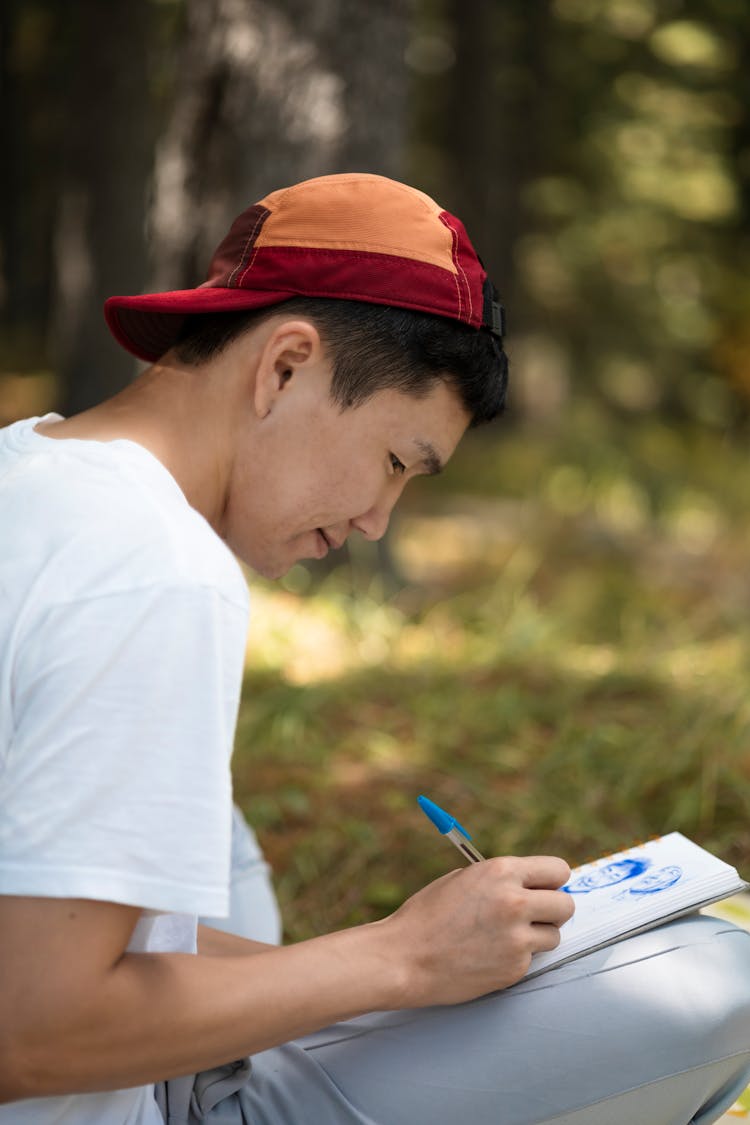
525, 832, 748, 979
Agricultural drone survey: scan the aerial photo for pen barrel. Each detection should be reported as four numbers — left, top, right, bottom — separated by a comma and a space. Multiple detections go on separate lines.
447, 827, 485, 864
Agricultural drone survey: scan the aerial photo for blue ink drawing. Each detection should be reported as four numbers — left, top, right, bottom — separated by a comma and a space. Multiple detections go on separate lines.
563, 856, 652, 894
614, 865, 683, 900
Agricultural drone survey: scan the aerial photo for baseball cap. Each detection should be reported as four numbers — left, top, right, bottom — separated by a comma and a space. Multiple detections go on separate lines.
104, 172, 505, 362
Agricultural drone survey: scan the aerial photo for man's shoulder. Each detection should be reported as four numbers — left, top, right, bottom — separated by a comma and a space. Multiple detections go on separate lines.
1, 432, 248, 612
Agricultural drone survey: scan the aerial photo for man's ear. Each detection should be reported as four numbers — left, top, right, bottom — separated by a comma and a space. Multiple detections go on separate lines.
253, 319, 323, 418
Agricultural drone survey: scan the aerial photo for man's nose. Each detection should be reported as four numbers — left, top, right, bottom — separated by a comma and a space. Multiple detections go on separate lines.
351, 506, 391, 542
351, 486, 402, 542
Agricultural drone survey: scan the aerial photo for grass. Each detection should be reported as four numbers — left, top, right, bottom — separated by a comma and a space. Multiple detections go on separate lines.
232, 402, 750, 943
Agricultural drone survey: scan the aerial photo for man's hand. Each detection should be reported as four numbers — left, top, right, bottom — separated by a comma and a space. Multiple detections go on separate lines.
380, 856, 574, 1006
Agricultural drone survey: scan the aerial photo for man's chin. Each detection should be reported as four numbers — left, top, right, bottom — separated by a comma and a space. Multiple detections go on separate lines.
246, 558, 290, 581
235, 539, 315, 581
243, 550, 304, 581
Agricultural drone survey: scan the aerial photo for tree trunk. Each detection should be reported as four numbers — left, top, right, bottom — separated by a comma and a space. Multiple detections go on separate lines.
446, 0, 553, 323
53, 0, 156, 414
149, 0, 415, 291
0, 0, 63, 371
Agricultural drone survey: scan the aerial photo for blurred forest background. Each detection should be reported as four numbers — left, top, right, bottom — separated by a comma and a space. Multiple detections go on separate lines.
2, 0, 750, 940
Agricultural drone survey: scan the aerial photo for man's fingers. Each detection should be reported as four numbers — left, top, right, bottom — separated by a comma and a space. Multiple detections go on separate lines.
518, 855, 572, 890
530, 921, 567, 953
526, 888, 575, 927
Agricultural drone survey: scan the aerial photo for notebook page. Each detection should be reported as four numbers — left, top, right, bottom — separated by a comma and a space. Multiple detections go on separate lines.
527, 831, 745, 976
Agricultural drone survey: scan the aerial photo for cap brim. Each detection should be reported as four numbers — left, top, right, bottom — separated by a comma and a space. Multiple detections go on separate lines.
104, 287, 298, 362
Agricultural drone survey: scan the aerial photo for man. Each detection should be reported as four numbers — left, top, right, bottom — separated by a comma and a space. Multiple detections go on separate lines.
1, 173, 749, 1125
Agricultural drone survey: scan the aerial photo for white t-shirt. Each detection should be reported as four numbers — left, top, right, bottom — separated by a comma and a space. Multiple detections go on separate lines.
0, 416, 250, 1124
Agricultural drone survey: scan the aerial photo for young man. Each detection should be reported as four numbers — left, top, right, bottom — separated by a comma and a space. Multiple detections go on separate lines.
1, 173, 749, 1125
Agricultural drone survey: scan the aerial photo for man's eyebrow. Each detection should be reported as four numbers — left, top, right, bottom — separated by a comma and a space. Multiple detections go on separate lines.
415, 439, 443, 476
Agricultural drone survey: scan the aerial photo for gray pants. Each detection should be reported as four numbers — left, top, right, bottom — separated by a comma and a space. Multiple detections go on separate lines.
157, 815, 750, 1125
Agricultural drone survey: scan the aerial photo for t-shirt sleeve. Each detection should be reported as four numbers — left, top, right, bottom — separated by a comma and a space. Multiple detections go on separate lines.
0, 582, 248, 917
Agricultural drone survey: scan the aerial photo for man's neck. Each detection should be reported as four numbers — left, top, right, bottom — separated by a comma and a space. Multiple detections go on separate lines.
34, 357, 243, 535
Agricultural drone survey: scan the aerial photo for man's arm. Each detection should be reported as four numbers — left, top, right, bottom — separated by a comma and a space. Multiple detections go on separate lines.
0, 857, 572, 1102
197, 923, 276, 956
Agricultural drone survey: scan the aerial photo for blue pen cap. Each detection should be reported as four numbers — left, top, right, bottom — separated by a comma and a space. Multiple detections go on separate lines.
417, 795, 472, 840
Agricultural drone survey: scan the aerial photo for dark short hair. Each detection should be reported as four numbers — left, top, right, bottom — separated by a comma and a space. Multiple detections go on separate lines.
173, 298, 508, 428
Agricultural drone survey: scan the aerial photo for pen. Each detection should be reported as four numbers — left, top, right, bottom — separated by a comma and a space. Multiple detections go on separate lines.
418, 795, 486, 864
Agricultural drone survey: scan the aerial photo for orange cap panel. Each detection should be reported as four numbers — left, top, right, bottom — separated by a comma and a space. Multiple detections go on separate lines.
255, 174, 457, 274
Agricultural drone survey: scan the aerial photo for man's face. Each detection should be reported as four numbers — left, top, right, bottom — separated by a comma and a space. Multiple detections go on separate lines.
223, 356, 470, 579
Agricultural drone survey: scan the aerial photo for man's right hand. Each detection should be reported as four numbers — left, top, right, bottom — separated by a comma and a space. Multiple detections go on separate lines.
378, 855, 574, 1007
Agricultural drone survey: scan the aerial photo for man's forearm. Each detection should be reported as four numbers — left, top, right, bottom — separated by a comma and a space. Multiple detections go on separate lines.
2, 857, 573, 1103
4, 921, 402, 1101
197, 923, 278, 957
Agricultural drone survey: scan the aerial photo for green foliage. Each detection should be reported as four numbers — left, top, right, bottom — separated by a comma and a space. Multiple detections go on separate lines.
409, 0, 750, 422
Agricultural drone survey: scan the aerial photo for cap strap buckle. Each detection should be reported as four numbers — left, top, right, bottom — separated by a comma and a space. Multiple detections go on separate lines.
482, 278, 505, 339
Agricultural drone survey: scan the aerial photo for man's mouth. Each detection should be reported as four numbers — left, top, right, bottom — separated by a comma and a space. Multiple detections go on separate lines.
318, 529, 343, 551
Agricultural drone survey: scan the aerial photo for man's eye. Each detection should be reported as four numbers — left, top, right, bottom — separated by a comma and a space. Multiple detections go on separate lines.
389, 453, 406, 475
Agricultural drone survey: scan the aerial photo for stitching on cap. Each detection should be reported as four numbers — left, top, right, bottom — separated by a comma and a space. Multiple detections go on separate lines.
227, 207, 269, 287
228, 207, 267, 286
236, 243, 262, 288
455, 233, 473, 321
440, 213, 475, 322
440, 216, 463, 321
